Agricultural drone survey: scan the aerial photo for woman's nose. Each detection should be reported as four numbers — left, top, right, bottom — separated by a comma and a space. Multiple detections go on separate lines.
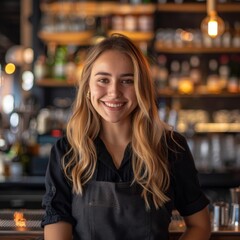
108, 82, 121, 97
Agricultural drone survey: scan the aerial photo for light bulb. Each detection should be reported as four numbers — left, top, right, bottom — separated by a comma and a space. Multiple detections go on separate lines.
201, 0, 225, 38
201, 13, 225, 38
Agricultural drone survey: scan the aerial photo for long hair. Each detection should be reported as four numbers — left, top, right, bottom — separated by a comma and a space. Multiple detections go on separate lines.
64, 34, 172, 208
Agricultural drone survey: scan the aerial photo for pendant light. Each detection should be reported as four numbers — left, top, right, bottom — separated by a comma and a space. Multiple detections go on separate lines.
201, 0, 225, 38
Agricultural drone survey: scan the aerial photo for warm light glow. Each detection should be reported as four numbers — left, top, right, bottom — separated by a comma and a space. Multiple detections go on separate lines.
3, 94, 14, 114
0, 67, 3, 87
208, 19, 218, 37
5, 45, 24, 66
178, 79, 194, 94
23, 48, 34, 64
180, 30, 193, 42
0, 138, 6, 148
14, 212, 26, 228
22, 70, 34, 91
201, 14, 225, 38
5, 63, 16, 74
5, 46, 34, 66
201, 0, 225, 38
10, 112, 20, 128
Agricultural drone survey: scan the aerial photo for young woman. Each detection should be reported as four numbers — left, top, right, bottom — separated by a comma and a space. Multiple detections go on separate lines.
41, 34, 211, 240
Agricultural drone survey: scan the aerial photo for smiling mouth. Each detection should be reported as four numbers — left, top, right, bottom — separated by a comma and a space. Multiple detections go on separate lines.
103, 102, 125, 108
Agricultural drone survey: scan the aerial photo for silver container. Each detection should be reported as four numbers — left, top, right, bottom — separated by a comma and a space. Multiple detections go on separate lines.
229, 203, 240, 231
212, 201, 229, 231
230, 187, 240, 204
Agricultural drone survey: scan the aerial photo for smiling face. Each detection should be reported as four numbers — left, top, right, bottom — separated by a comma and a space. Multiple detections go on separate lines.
89, 50, 138, 125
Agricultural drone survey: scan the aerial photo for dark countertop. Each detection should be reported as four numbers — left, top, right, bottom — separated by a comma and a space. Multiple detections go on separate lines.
0, 177, 45, 209
0, 208, 239, 240
0, 176, 45, 189
0, 230, 240, 240
0, 176, 45, 183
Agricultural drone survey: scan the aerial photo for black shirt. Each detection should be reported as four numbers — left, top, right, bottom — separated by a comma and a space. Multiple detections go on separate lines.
41, 131, 209, 227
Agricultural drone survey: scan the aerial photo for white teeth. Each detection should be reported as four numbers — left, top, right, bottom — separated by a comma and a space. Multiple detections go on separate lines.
104, 102, 124, 108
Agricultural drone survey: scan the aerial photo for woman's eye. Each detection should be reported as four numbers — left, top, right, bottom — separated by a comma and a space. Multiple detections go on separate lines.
98, 78, 109, 83
122, 79, 134, 84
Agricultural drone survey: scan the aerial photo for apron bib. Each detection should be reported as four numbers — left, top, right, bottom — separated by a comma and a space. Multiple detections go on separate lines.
72, 179, 172, 240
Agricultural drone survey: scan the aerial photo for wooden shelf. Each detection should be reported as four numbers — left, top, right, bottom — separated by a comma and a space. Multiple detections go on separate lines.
157, 89, 240, 98
154, 43, 240, 54
194, 123, 240, 133
38, 30, 154, 46
41, 2, 240, 15
108, 30, 154, 42
178, 122, 240, 134
157, 3, 240, 13
38, 31, 94, 45
111, 3, 156, 15
40, 1, 116, 16
40, 2, 156, 16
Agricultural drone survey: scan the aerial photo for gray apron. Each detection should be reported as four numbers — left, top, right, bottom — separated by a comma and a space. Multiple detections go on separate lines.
72, 172, 172, 240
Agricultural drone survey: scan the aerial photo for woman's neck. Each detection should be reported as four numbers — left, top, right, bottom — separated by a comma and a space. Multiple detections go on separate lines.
100, 120, 131, 147
99, 121, 132, 169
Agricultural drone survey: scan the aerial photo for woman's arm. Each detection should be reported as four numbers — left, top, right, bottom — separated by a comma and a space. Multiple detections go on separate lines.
180, 206, 211, 240
44, 221, 73, 240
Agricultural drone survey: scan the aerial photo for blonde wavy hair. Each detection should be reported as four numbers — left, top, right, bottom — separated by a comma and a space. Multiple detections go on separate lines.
64, 34, 172, 208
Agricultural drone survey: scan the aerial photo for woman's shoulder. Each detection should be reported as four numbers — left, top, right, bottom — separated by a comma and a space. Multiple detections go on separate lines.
165, 130, 188, 150
55, 135, 69, 146
165, 130, 195, 169
52, 135, 71, 155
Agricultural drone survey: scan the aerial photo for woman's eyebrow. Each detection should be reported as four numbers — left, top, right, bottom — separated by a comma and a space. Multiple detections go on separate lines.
94, 72, 111, 76
121, 73, 134, 77
94, 72, 134, 77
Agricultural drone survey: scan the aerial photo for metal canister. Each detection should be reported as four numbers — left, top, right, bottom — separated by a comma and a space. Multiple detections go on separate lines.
212, 201, 229, 231
230, 186, 240, 204
229, 203, 240, 231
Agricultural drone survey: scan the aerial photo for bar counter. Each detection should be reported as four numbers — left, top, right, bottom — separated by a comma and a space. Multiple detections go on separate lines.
0, 230, 240, 240
1, 176, 240, 239
170, 230, 240, 240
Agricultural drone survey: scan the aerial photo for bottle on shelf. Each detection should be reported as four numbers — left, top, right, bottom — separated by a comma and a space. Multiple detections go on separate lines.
221, 21, 232, 48
74, 48, 87, 83
178, 60, 194, 94
156, 54, 169, 90
55, 12, 68, 32
33, 55, 47, 81
40, 12, 55, 33
53, 45, 68, 80
206, 59, 221, 93
124, 14, 138, 32
112, 14, 124, 31
92, 16, 108, 44
65, 50, 77, 84
189, 55, 202, 88
130, 0, 142, 3
138, 14, 154, 32
168, 60, 180, 92
168, 99, 181, 130
218, 54, 230, 91
228, 54, 240, 93
130, 0, 152, 3
8, 140, 30, 177
232, 21, 240, 48
45, 42, 56, 78
158, 0, 167, 3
